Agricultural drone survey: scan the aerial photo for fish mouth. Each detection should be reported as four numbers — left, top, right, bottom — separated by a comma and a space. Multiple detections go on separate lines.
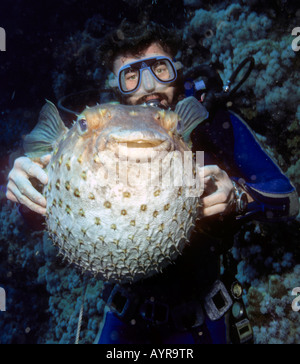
120, 139, 166, 149
106, 136, 173, 162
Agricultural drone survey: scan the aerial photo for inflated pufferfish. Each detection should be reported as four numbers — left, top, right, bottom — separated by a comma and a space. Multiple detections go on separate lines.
24, 98, 208, 284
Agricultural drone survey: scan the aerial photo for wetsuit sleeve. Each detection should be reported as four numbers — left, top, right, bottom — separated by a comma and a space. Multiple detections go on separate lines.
229, 111, 299, 221
193, 109, 299, 221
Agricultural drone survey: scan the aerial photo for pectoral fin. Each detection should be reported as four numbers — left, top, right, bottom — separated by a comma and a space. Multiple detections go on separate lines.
175, 96, 209, 143
23, 100, 68, 158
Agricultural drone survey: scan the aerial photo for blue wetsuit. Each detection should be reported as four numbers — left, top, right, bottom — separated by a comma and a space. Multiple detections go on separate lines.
193, 109, 298, 222
97, 107, 299, 345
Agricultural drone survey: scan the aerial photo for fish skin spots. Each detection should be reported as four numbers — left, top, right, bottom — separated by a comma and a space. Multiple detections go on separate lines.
42, 103, 200, 284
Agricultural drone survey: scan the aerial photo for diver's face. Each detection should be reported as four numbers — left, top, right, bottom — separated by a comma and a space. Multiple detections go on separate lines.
113, 43, 177, 107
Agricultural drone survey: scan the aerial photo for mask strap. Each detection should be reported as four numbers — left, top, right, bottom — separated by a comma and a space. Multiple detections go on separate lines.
109, 76, 119, 88
174, 61, 183, 71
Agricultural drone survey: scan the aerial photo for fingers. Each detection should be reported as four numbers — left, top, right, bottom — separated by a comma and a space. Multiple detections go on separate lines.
7, 179, 47, 215
39, 154, 52, 167
202, 190, 229, 208
200, 165, 235, 218
8, 165, 47, 207
17, 157, 48, 185
6, 189, 18, 203
199, 166, 225, 190
203, 203, 228, 217
16, 176, 47, 207
202, 191, 232, 217
6, 157, 48, 216
201, 165, 224, 179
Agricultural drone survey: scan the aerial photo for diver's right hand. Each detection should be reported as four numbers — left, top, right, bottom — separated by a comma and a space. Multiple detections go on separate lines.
6, 155, 51, 215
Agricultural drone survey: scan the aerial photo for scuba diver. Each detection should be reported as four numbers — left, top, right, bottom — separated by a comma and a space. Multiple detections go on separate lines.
6, 21, 299, 344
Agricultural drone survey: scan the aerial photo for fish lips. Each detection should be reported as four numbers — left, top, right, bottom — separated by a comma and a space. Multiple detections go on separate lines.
105, 136, 174, 162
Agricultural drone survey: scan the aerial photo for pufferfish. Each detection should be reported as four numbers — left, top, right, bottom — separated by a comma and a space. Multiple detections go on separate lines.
23, 97, 208, 284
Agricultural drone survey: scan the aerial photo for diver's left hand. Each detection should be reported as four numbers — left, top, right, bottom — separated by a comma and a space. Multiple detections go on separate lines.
200, 165, 235, 217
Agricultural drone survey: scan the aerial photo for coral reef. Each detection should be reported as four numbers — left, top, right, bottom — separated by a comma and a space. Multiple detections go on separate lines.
0, 193, 104, 344
183, 3, 300, 165
37, 236, 104, 344
231, 219, 300, 344
0, 195, 49, 344
246, 267, 300, 344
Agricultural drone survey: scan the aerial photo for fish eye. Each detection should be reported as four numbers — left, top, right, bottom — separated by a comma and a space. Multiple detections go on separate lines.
78, 118, 88, 134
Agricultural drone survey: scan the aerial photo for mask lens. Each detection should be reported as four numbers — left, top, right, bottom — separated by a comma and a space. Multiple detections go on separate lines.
120, 67, 140, 93
152, 60, 176, 82
118, 57, 177, 94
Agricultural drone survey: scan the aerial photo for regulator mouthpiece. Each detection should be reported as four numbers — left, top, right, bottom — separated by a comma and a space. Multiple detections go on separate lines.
145, 99, 168, 110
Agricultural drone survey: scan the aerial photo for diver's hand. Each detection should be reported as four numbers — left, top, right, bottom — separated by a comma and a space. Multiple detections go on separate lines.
6, 155, 51, 215
201, 165, 235, 217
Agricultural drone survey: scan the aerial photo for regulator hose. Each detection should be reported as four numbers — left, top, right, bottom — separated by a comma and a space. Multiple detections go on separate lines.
223, 57, 255, 97
184, 57, 255, 112
57, 88, 115, 120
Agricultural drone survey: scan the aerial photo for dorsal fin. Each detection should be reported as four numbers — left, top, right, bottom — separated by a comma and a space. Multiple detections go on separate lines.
23, 100, 68, 158
175, 97, 209, 143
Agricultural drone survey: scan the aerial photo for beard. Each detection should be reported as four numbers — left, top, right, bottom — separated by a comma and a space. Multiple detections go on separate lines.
123, 92, 171, 107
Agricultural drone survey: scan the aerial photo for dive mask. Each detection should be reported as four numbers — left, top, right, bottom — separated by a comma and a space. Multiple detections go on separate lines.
110, 56, 183, 95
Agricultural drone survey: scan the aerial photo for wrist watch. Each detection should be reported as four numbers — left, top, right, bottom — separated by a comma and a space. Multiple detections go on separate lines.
231, 181, 249, 215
